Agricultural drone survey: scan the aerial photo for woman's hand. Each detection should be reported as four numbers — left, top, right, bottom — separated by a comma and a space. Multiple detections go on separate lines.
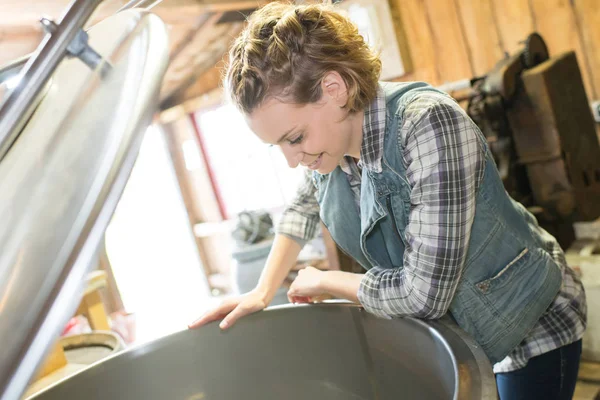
287, 266, 327, 303
188, 290, 269, 330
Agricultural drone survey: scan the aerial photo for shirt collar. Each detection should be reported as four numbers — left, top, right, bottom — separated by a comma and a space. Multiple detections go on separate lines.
358, 86, 386, 173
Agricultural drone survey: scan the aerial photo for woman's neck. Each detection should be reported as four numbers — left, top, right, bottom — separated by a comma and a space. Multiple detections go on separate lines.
346, 109, 364, 160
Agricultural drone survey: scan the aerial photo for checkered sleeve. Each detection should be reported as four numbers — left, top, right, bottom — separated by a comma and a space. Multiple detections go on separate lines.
358, 94, 486, 319
276, 169, 321, 246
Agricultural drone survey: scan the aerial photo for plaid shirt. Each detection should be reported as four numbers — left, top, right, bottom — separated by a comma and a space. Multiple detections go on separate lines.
277, 85, 586, 372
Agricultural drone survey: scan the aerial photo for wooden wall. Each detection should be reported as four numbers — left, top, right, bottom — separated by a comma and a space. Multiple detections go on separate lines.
390, 0, 600, 102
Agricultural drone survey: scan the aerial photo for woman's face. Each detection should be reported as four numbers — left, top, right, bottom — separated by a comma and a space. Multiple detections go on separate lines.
246, 73, 363, 174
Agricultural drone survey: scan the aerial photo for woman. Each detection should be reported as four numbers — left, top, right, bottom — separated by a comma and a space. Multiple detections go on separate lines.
189, 3, 586, 399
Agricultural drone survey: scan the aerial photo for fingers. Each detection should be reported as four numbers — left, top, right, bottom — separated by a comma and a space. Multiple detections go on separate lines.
219, 303, 259, 330
287, 283, 308, 303
188, 299, 238, 329
289, 295, 311, 304
288, 284, 311, 303
287, 286, 296, 303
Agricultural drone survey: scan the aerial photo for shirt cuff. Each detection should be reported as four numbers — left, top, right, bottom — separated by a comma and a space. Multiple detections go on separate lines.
357, 268, 392, 319
276, 208, 319, 243
278, 233, 309, 248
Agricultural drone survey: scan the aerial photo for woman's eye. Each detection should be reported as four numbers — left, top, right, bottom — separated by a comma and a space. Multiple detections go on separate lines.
288, 134, 304, 145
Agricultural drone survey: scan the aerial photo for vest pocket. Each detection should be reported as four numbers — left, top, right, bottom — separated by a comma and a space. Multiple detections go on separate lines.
475, 248, 529, 294
451, 248, 562, 362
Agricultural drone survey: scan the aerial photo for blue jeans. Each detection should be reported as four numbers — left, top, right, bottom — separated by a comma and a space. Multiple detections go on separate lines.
495, 340, 582, 400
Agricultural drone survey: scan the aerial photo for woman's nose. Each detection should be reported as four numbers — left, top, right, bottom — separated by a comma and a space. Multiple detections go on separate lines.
280, 145, 302, 168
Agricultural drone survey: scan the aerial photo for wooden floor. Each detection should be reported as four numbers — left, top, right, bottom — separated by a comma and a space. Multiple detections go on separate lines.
575, 361, 600, 400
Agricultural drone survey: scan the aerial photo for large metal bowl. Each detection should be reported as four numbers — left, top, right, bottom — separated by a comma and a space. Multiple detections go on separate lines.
28, 303, 497, 400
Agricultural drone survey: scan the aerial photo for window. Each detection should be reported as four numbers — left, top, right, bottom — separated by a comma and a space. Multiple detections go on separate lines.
105, 125, 213, 342
195, 105, 306, 219
337, 0, 408, 80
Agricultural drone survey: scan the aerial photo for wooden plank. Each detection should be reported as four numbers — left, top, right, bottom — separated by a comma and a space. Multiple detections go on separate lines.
0, 1, 71, 27
0, 36, 41, 66
0, 25, 44, 66
35, 343, 67, 380
79, 291, 111, 331
573, 0, 600, 99
529, 0, 596, 100
154, 6, 209, 25
175, 64, 223, 107
390, 0, 439, 84
97, 237, 125, 314
490, 0, 535, 54
387, 0, 414, 76
161, 119, 220, 282
455, 0, 504, 76
155, 0, 267, 11
160, 12, 224, 100
161, 20, 242, 109
168, 14, 214, 60
159, 88, 224, 123
424, 0, 474, 83
83, 270, 107, 297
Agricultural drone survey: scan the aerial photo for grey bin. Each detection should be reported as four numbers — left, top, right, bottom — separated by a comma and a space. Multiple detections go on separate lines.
28, 303, 497, 400
232, 239, 289, 306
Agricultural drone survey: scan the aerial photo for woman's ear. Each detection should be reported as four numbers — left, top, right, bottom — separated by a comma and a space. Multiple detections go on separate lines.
321, 71, 348, 108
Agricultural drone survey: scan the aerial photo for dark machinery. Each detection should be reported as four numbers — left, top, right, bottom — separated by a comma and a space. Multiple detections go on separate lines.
466, 33, 600, 249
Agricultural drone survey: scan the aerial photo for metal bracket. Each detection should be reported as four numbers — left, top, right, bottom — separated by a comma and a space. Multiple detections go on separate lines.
41, 17, 111, 77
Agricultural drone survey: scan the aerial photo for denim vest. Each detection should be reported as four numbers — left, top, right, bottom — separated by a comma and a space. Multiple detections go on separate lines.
313, 82, 562, 363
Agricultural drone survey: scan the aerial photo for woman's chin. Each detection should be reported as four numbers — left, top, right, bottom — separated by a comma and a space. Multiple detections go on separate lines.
316, 162, 337, 175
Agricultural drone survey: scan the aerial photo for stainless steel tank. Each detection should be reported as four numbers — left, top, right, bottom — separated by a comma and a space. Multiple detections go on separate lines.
0, 6, 169, 399
28, 303, 498, 400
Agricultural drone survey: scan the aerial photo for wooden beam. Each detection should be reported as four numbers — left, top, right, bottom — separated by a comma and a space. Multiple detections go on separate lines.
455, 0, 504, 77
390, 0, 439, 84
155, 0, 268, 12
176, 63, 223, 104
423, 0, 474, 82
159, 12, 225, 101
161, 119, 220, 284
0, 0, 130, 66
160, 49, 227, 109
160, 18, 243, 109
159, 88, 224, 124
35, 343, 67, 381
169, 13, 214, 60
574, 0, 600, 100
529, 0, 597, 101
0, 36, 42, 66
154, 9, 206, 24
489, 0, 535, 54
0, 25, 42, 37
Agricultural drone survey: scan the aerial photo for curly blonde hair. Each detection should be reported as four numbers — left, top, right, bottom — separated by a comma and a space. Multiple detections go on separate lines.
225, 1, 381, 115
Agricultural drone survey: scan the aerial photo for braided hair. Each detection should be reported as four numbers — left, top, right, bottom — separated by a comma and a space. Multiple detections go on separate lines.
225, 2, 381, 115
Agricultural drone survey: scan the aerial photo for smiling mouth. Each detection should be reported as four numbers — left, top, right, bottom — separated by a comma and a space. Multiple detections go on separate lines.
306, 153, 323, 170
